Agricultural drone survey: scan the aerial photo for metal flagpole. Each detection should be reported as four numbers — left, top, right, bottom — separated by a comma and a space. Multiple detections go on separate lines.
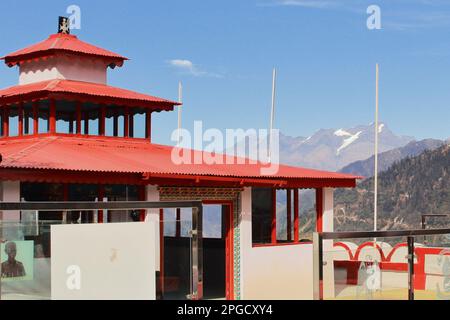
177, 81, 182, 144
269, 68, 277, 162
374, 63, 379, 240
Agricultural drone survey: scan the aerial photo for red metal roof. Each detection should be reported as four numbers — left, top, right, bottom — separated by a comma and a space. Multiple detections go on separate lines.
0, 136, 360, 187
2, 33, 127, 67
0, 79, 180, 109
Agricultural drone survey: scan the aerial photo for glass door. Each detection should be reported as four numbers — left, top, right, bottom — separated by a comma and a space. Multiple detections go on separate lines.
160, 206, 203, 300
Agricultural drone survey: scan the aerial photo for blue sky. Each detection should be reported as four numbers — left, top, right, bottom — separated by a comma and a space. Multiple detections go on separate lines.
0, 0, 450, 145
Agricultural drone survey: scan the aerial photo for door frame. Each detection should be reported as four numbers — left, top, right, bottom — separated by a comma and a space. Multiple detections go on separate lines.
202, 200, 234, 300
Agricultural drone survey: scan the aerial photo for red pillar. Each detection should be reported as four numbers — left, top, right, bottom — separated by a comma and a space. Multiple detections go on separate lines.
49, 99, 56, 133
99, 104, 106, 136
129, 111, 134, 138
33, 101, 39, 135
3, 106, 9, 137
294, 189, 299, 242
316, 188, 324, 301
113, 113, 119, 137
124, 107, 129, 137
76, 102, 82, 135
84, 111, 89, 134
316, 188, 324, 233
145, 110, 152, 142
18, 102, 23, 136
24, 107, 30, 135
271, 189, 277, 244
225, 203, 234, 300
287, 189, 292, 241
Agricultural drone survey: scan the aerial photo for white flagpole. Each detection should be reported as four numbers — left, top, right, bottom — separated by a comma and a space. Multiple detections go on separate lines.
177, 81, 182, 144
269, 68, 277, 162
374, 64, 379, 237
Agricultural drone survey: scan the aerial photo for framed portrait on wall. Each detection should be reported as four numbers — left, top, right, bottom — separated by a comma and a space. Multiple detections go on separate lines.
1, 240, 34, 281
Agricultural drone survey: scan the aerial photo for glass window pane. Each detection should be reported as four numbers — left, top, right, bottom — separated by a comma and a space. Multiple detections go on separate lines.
276, 190, 288, 242
203, 205, 222, 239
21, 182, 64, 221
299, 189, 316, 242
164, 208, 176, 237
180, 208, 192, 237
252, 188, 273, 244
103, 185, 139, 223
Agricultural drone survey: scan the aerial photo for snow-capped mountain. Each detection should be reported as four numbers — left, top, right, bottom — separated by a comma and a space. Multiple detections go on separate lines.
279, 123, 414, 171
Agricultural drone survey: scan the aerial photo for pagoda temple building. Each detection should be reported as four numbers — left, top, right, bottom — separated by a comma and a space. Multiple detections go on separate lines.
0, 21, 360, 300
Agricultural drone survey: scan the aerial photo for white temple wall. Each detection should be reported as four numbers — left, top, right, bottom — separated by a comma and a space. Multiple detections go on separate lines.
145, 185, 160, 271
239, 187, 314, 300
19, 55, 108, 85
0, 180, 21, 221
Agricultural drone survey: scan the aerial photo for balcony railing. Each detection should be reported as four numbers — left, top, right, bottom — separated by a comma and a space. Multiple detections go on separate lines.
313, 228, 450, 300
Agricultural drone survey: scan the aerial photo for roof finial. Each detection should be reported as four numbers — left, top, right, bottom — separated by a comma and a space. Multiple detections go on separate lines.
58, 16, 70, 34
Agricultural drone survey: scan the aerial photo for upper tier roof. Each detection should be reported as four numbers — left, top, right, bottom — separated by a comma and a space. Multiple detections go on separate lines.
0, 79, 180, 109
1, 33, 128, 68
0, 135, 361, 187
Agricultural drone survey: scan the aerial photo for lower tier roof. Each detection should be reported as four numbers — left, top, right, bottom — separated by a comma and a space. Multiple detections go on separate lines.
0, 135, 361, 188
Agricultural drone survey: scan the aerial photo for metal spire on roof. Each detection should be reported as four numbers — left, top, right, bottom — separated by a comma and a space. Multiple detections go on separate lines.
374, 63, 379, 236
58, 16, 70, 34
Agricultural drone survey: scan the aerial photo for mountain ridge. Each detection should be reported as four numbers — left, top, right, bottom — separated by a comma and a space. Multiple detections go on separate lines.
339, 138, 444, 178
333, 143, 450, 231
279, 123, 414, 171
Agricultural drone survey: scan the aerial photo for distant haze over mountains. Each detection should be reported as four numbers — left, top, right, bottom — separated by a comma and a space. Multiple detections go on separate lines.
280, 123, 415, 171
339, 139, 445, 178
